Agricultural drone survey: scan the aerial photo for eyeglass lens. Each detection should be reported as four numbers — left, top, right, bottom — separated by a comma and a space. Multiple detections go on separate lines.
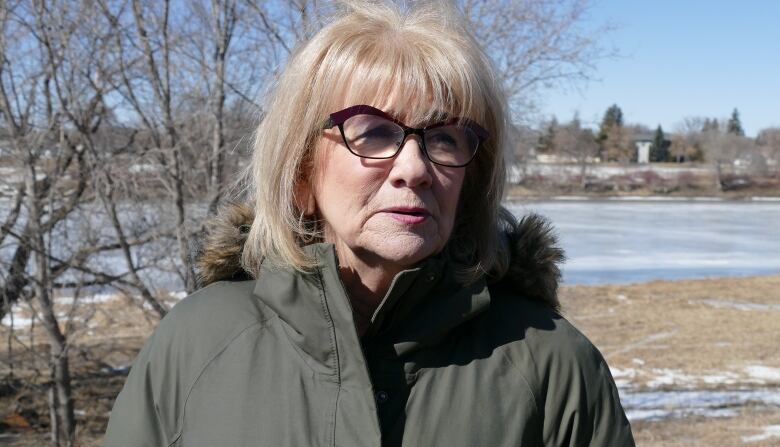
341, 114, 479, 166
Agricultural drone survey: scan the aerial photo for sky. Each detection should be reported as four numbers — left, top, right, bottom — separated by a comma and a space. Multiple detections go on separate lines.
541, 0, 780, 137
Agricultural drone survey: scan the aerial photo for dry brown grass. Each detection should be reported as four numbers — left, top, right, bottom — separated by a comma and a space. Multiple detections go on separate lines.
632, 405, 780, 447
0, 293, 172, 445
560, 275, 780, 446
560, 275, 780, 388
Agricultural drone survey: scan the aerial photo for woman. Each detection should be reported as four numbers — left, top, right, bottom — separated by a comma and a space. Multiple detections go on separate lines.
104, 1, 634, 446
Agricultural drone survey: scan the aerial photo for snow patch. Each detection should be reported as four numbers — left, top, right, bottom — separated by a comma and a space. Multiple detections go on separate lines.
609, 363, 780, 389
742, 425, 780, 443
620, 388, 780, 422
700, 372, 739, 385
610, 367, 638, 388
647, 368, 698, 388
745, 365, 780, 382
698, 299, 780, 311
57, 292, 123, 305
610, 367, 638, 378
625, 407, 737, 421
1, 314, 35, 328
168, 291, 187, 300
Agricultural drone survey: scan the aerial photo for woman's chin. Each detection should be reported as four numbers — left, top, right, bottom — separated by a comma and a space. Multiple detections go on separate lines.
359, 234, 442, 269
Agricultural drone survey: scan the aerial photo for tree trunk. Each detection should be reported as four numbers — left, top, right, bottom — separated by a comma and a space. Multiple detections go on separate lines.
47, 339, 75, 447
579, 159, 588, 188
26, 162, 75, 447
714, 161, 723, 191
173, 147, 197, 293
0, 229, 32, 321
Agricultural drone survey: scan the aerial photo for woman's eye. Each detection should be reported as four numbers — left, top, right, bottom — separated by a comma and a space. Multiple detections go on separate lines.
358, 126, 397, 141
427, 132, 458, 148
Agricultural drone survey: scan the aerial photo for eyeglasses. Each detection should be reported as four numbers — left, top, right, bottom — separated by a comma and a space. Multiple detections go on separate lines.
322, 105, 489, 168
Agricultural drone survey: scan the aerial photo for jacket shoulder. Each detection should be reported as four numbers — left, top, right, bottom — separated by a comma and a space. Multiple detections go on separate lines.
486, 285, 604, 368
163, 280, 266, 335
484, 289, 635, 446
104, 280, 271, 445
150, 280, 270, 374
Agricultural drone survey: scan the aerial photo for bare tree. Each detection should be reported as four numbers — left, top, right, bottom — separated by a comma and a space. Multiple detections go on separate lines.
700, 131, 754, 189
670, 117, 707, 163
1, 1, 91, 442
673, 116, 756, 188
461, 0, 615, 121
0, 1, 169, 443
555, 115, 599, 186
96, 0, 202, 291
756, 127, 780, 172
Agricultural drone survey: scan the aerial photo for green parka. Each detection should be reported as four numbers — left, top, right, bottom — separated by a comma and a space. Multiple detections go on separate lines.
103, 205, 635, 446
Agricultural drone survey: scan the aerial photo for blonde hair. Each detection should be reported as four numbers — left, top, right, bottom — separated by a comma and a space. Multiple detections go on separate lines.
242, 0, 510, 282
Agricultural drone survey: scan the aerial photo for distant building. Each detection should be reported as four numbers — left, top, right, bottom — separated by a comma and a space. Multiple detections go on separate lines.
635, 140, 652, 163
632, 132, 670, 164
632, 133, 655, 164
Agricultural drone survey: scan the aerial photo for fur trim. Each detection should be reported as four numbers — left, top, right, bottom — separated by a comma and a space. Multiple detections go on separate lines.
196, 203, 565, 309
498, 213, 565, 311
196, 203, 254, 287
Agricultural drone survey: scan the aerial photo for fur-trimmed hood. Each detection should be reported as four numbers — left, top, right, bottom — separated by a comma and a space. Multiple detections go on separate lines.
196, 203, 565, 310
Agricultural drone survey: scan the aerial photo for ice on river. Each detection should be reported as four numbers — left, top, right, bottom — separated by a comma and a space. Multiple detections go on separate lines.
507, 200, 780, 285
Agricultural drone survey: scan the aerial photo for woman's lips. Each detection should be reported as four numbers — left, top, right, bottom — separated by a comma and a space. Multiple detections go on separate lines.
381, 207, 430, 225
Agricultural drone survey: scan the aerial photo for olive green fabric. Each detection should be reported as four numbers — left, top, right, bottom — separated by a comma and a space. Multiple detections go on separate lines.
104, 243, 634, 446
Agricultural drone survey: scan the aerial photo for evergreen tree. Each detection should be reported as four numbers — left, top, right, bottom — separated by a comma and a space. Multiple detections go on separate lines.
599, 104, 624, 138
598, 104, 627, 161
727, 108, 745, 136
702, 118, 720, 133
650, 125, 668, 162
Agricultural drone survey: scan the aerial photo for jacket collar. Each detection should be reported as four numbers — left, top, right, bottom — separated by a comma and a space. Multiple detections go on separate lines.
248, 241, 492, 381
195, 202, 565, 312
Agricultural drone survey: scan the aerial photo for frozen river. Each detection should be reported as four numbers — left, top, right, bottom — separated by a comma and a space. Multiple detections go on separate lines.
2, 198, 778, 289
507, 199, 780, 285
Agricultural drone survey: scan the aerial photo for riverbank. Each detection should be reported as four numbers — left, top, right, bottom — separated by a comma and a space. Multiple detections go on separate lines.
1, 275, 779, 445
506, 162, 780, 200
560, 274, 780, 446
507, 183, 780, 201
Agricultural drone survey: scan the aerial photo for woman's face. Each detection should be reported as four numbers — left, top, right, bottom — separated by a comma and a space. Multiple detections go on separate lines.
310, 99, 466, 272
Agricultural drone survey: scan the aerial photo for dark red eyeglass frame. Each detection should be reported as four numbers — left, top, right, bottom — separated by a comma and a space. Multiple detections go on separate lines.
322, 104, 490, 167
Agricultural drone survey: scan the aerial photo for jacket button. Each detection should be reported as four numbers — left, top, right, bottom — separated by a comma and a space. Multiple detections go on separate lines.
426, 274, 435, 282
375, 390, 389, 404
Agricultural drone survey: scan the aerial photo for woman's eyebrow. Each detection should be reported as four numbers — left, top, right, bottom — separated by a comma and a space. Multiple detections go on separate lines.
383, 109, 403, 119
411, 110, 455, 127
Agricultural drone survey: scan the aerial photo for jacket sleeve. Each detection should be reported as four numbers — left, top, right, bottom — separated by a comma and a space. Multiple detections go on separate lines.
103, 332, 171, 447
540, 328, 635, 446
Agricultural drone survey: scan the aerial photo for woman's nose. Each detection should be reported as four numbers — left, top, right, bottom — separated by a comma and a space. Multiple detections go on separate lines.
388, 136, 433, 189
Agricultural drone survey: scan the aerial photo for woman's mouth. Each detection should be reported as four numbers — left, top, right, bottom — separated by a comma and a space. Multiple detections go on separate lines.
381, 207, 430, 225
